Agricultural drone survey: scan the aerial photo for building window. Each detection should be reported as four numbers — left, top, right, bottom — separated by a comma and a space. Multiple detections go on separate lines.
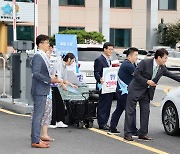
4, 0, 34, 2
59, 0, 85, 6
110, 28, 131, 48
159, 0, 176, 10
110, 0, 131, 8
8, 25, 34, 46
59, 26, 85, 32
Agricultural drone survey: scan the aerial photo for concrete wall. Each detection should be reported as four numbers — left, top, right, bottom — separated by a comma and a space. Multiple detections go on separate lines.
110, 0, 147, 49
38, 0, 48, 35
158, 0, 180, 24
59, 0, 99, 32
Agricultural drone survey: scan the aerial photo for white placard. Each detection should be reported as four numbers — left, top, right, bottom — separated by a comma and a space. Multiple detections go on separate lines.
102, 67, 119, 94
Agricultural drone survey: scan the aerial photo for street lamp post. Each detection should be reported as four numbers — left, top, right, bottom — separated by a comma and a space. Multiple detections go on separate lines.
34, 0, 38, 52
12, 0, 16, 41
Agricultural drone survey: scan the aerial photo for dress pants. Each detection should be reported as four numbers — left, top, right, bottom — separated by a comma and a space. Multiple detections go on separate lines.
31, 95, 47, 143
97, 91, 114, 127
124, 91, 150, 136
110, 92, 137, 132
51, 87, 65, 125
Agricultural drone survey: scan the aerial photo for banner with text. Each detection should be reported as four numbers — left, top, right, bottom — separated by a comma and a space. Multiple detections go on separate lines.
102, 67, 119, 94
55, 34, 78, 72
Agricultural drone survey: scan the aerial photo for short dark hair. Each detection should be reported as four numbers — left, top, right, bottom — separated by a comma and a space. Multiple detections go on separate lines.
36, 34, 49, 47
63, 53, 75, 62
103, 42, 114, 51
126, 47, 139, 57
154, 48, 168, 59
49, 42, 53, 48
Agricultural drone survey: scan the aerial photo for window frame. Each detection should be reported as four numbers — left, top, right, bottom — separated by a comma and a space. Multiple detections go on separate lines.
7, 25, 34, 46
4, 0, 34, 2
158, 0, 177, 11
110, 28, 132, 48
59, 0, 85, 7
110, 0, 132, 9
59, 26, 85, 31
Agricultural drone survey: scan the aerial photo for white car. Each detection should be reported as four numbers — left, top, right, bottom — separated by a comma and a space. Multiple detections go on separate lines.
161, 87, 180, 135
152, 47, 180, 71
78, 44, 120, 91
165, 49, 180, 71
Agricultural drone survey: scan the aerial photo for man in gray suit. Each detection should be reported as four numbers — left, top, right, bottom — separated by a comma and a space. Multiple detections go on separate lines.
31, 34, 61, 148
124, 48, 180, 141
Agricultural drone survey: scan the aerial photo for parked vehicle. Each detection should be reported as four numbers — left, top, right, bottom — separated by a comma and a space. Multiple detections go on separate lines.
118, 49, 150, 64
165, 49, 180, 71
161, 87, 180, 136
78, 44, 120, 91
152, 47, 180, 71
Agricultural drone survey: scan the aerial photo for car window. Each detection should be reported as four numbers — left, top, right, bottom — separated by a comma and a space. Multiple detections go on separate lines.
168, 52, 174, 58
123, 50, 128, 54
174, 52, 180, 58
78, 48, 118, 61
78, 48, 102, 61
138, 50, 147, 55
123, 49, 147, 55
111, 52, 118, 60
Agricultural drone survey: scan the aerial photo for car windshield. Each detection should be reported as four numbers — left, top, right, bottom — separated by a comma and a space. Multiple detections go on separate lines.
78, 48, 117, 61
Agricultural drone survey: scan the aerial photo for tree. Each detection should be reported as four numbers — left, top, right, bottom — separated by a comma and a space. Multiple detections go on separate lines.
50, 30, 106, 45
164, 20, 180, 48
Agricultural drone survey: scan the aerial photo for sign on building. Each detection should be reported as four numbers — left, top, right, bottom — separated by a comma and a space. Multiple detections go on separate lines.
0, 1, 34, 22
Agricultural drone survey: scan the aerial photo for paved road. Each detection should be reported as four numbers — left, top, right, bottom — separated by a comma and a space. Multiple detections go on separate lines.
0, 69, 180, 154
0, 99, 180, 154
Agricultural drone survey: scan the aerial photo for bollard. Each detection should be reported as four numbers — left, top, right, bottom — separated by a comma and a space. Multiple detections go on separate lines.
0, 57, 7, 98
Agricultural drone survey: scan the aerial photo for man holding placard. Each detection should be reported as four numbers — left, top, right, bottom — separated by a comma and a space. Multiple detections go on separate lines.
94, 42, 114, 130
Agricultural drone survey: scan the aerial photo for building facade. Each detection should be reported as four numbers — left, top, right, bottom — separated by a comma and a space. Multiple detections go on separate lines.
0, 0, 180, 53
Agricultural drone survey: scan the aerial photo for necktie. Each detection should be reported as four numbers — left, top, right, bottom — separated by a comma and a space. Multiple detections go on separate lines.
109, 60, 111, 66
152, 66, 158, 79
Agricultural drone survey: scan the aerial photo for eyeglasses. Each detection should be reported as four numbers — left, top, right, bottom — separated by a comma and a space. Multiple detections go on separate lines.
41, 41, 50, 44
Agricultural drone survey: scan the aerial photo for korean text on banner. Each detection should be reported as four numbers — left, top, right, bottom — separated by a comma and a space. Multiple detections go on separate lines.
55, 34, 78, 72
55, 34, 78, 61
102, 67, 118, 94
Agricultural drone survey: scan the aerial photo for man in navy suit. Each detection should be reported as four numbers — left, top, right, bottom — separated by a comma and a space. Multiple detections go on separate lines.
94, 42, 114, 130
109, 48, 138, 135
31, 34, 61, 148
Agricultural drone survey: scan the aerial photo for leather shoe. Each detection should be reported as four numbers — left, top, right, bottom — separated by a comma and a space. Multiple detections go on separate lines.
138, 135, 152, 141
124, 135, 134, 141
99, 124, 109, 130
132, 132, 138, 138
31, 141, 50, 148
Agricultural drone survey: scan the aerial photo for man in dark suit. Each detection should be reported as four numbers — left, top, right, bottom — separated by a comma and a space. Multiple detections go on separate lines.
124, 48, 180, 141
108, 48, 138, 134
31, 34, 61, 148
94, 42, 114, 130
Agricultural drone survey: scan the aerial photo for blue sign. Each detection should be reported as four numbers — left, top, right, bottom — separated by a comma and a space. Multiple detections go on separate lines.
55, 34, 78, 62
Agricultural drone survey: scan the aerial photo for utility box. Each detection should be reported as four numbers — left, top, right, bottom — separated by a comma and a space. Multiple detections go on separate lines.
12, 40, 34, 51
10, 53, 33, 105
10, 53, 21, 99
10, 40, 34, 105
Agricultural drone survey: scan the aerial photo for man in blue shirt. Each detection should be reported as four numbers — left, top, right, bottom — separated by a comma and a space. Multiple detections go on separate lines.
108, 48, 139, 134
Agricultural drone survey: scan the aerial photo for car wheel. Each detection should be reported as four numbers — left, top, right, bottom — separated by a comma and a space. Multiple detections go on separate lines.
162, 102, 180, 136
